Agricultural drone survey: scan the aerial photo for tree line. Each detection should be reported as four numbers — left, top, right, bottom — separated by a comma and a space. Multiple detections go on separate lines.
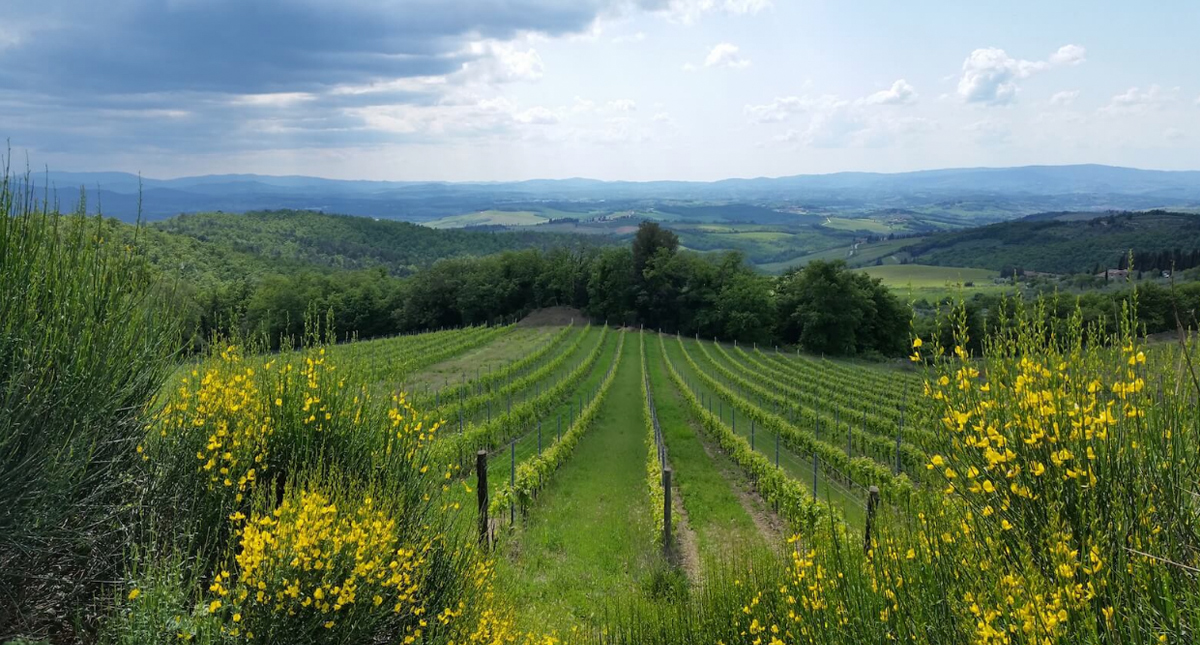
181, 222, 911, 358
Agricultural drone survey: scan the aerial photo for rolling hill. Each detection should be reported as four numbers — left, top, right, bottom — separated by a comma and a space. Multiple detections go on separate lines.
895, 210, 1200, 274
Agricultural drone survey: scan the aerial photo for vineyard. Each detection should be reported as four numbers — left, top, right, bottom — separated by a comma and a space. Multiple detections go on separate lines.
7, 194, 1200, 643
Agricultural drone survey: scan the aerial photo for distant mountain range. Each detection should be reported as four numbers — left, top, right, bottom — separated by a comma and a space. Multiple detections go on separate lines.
29, 164, 1200, 223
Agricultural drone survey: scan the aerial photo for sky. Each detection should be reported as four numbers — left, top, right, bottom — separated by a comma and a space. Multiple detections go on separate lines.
1, 0, 1197, 181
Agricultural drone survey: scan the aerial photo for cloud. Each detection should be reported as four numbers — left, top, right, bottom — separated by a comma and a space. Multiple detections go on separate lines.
0, 0, 673, 159
744, 96, 816, 123
571, 97, 596, 113
611, 31, 647, 44
702, 43, 751, 69
956, 44, 1086, 105
638, 0, 772, 24
1048, 44, 1087, 67
965, 119, 1012, 145
753, 90, 935, 148
860, 80, 918, 106
514, 106, 561, 125
653, 112, 672, 123
606, 99, 638, 112
1103, 85, 1179, 113
1049, 90, 1079, 106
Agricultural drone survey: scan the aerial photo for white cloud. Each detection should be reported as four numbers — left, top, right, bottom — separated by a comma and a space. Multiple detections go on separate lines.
965, 119, 1012, 145
703, 42, 750, 69
228, 92, 317, 107
860, 79, 918, 106
1195, 94, 1200, 106
1049, 90, 1079, 106
1103, 84, 1179, 113
611, 31, 647, 44
744, 96, 817, 123
1048, 44, 1087, 67
956, 44, 1086, 105
606, 99, 638, 112
646, 0, 772, 25
1164, 127, 1186, 142
572, 97, 596, 113
463, 41, 545, 83
514, 106, 560, 125
653, 112, 672, 122
758, 91, 935, 148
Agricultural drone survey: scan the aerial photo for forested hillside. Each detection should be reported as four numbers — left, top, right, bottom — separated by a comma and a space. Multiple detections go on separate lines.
900, 210, 1200, 274
151, 209, 608, 275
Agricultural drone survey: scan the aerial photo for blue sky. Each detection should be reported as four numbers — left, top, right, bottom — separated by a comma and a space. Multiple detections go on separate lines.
0, 0, 1196, 181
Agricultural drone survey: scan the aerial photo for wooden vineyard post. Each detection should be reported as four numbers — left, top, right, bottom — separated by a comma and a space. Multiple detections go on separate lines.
864, 486, 880, 553
663, 467, 673, 559
812, 452, 819, 496
775, 430, 780, 468
476, 451, 489, 549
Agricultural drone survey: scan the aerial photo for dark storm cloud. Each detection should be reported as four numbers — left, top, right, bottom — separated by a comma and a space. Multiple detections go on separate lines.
0, 0, 613, 94
0, 0, 628, 158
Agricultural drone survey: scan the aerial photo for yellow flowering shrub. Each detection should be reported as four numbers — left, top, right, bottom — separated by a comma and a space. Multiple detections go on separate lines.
205, 488, 429, 641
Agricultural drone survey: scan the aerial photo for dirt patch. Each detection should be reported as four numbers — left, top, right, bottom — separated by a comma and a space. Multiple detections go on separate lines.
519, 307, 585, 327
666, 462, 702, 582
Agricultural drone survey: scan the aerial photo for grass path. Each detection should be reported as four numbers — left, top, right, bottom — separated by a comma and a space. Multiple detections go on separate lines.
644, 336, 770, 566
495, 333, 659, 634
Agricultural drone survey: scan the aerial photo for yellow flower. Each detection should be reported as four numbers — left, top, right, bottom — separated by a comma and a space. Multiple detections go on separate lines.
127, 588, 141, 601
208, 600, 222, 614
912, 338, 923, 349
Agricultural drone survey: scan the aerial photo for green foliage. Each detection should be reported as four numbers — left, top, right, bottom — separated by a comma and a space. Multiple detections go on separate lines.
776, 260, 909, 356
659, 334, 837, 533
901, 210, 1200, 274
491, 331, 625, 519
0, 170, 179, 637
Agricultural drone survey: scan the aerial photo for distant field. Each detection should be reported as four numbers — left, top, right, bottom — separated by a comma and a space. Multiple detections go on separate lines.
821, 216, 899, 234
426, 210, 549, 228
860, 264, 997, 287
858, 263, 1016, 301
758, 236, 920, 274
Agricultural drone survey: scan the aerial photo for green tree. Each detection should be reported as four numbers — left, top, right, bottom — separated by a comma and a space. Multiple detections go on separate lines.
775, 260, 909, 356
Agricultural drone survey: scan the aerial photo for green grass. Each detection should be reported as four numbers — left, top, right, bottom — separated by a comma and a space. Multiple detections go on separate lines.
858, 263, 1018, 302
494, 334, 660, 634
404, 327, 553, 391
858, 263, 998, 288
821, 216, 898, 234
426, 210, 549, 229
645, 338, 769, 562
467, 330, 619, 503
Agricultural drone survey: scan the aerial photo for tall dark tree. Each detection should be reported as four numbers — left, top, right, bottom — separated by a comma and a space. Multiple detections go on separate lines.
632, 221, 679, 283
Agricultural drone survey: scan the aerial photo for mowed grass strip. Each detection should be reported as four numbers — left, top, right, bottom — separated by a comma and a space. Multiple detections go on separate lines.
495, 334, 659, 634
403, 326, 553, 392
476, 330, 621, 502
644, 336, 768, 561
